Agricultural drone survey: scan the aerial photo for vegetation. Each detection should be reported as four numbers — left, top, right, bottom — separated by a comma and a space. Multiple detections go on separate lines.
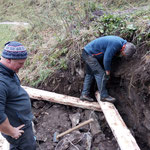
0, 24, 17, 50
0, 0, 150, 87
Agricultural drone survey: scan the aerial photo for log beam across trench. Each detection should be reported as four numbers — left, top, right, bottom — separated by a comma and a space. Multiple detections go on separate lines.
22, 86, 101, 111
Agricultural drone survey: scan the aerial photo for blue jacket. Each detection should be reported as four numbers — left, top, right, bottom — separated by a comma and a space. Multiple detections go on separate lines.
84, 36, 127, 71
0, 63, 33, 128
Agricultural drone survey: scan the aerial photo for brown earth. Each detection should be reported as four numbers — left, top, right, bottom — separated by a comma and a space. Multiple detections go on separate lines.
31, 38, 150, 150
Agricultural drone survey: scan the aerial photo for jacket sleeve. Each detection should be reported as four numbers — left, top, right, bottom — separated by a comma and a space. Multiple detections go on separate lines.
103, 45, 120, 71
0, 81, 8, 124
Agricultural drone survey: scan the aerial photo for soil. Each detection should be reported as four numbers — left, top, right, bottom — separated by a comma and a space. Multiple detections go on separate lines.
32, 102, 119, 150
31, 40, 150, 150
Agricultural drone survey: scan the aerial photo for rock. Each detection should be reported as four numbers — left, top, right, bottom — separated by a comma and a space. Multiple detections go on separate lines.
32, 101, 45, 109
82, 132, 92, 150
55, 131, 92, 150
90, 112, 101, 136
69, 112, 80, 127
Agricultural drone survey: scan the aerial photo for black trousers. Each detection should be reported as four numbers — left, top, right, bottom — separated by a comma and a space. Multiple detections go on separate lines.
81, 50, 108, 98
4, 125, 36, 150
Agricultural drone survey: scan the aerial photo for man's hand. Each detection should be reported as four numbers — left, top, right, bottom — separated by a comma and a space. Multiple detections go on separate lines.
0, 118, 25, 139
106, 70, 110, 75
11, 124, 25, 139
105, 71, 110, 80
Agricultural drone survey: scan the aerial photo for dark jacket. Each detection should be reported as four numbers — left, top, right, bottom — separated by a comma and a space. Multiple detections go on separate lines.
0, 63, 33, 128
84, 35, 127, 71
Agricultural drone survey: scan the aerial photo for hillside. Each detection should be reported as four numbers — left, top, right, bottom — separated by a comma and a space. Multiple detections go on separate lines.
0, 0, 150, 149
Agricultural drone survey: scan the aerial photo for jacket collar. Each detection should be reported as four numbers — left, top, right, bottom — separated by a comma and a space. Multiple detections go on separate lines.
0, 62, 15, 76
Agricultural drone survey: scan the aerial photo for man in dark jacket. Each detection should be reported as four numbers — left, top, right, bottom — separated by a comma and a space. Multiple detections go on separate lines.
0, 41, 36, 149
80, 35, 136, 103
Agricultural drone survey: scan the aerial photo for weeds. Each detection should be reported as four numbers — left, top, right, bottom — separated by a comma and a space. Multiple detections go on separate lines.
0, 0, 149, 87
91, 14, 127, 36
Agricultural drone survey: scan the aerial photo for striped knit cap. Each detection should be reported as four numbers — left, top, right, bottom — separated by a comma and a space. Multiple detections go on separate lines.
2, 41, 27, 59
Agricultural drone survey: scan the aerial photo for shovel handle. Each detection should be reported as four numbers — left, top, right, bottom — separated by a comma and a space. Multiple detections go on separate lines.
57, 118, 94, 139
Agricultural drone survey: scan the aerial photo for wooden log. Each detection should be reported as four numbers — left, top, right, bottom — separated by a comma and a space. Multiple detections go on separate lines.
22, 86, 101, 111
95, 92, 140, 150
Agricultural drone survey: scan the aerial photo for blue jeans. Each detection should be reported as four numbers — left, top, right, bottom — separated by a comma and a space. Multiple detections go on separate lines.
81, 50, 108, 98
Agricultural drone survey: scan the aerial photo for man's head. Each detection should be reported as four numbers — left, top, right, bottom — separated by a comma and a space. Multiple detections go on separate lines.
2, 41, 27, 59
1, 41, 27, 73
121, 42, 136, 58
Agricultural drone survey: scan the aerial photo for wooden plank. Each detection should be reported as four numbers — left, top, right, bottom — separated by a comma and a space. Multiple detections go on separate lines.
95, 92, 141, 150
22, 86, 101, 111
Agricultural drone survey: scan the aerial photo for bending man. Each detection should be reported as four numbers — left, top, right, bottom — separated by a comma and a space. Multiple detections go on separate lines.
80, 35, 136, 103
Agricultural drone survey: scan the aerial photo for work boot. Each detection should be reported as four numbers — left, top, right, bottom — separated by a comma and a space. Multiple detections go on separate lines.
101, 96, 116, 103
80, 95, 94, 102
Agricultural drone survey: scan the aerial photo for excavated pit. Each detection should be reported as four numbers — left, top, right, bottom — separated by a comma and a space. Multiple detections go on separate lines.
32, 102, 119, 150
32, 43, 150, 150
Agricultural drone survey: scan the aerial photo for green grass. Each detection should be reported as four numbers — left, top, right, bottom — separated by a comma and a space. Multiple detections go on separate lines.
0, 0, 149, 87
0, 24, 17, 51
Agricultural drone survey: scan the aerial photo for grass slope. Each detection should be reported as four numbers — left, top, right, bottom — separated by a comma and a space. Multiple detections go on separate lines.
0, 0, 149, 87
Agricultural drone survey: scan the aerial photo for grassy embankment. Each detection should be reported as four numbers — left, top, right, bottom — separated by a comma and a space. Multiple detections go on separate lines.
0, 0, 149, 87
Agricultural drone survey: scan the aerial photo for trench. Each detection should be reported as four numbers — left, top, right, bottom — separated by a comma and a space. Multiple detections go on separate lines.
32, 100, 120, 150
109, 76, 150, 150
32, 77, 150, 150
32, 49, 150, 150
